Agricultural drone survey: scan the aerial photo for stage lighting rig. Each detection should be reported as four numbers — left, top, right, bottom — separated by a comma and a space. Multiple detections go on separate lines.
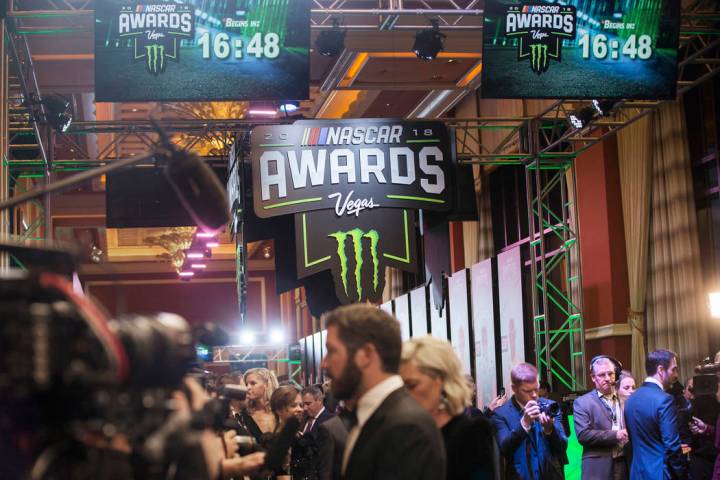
316, 20, 345, 57
413, 20, 446, 61
592, 99, 619, 116
568, 106, 596, 130
24, 93, 73, 133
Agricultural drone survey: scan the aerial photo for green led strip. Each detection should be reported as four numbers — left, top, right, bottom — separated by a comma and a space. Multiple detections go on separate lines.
383, 210, 411, 263
386, 194, 445, 204
264, 197, 322, 210
302, 213, 331, 268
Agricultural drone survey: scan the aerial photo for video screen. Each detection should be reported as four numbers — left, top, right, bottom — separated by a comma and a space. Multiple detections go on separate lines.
95, 0, 310, 101
481, 0, 680, 99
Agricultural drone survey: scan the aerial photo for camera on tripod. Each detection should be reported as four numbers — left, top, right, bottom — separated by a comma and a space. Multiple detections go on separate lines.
692, 352, 720, 396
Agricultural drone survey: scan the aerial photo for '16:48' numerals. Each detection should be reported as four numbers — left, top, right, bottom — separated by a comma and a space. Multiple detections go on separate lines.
198, 32, 280, 60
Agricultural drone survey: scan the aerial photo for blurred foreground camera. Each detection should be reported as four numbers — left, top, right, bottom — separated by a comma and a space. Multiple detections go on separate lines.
0, 269, 231, 480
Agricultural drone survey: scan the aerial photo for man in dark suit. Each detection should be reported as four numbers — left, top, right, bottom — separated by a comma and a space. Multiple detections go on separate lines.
301, 385, 334, 434
491, 363, 567, 479
624, 349, 688, 479
316, 414, 348, 480
573, 356, 629, 479
320, 304, 446, 480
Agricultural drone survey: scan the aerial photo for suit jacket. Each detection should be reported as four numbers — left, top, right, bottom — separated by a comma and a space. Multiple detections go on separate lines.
573, 390, 625, 479
317, 415, 348, 480
305, 408, 334, 434
491, 397, 568, 480
624, 382, 688, 479
342, 387, 446, 480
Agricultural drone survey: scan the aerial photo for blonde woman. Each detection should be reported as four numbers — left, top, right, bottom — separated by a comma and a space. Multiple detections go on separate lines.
240, 368, 279, 442
400, 336, 494, 479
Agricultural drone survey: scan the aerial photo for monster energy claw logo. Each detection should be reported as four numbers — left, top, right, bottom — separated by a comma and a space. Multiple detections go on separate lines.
329, 228, 380, 301
504, 4, 576, 75
530, 44, 549, 73
145, 44, 165, 75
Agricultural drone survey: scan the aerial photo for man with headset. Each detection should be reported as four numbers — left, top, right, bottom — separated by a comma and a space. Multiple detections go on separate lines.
573, 355, 629, 479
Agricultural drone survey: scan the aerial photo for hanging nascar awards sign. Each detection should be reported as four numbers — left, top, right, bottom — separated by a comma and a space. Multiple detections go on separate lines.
481, 0, 680, 99
95, 0, 310, 102
252, 119, 452, 218
251, 119, 452, 304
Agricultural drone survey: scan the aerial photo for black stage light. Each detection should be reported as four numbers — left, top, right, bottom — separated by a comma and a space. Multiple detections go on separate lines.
413, 20, 446, 61
316, 21, 345, 57
568, 106, 596, 130
592, 99, 619, 116
42, 95, 72, 133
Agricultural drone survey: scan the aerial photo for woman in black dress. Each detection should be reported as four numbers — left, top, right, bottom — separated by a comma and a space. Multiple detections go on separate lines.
400, 336, 495, 480
267, 385, 322, 480
239, 368, 279, 442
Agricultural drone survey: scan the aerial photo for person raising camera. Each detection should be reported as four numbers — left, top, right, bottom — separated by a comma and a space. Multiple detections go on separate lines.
491, 363, 567, 480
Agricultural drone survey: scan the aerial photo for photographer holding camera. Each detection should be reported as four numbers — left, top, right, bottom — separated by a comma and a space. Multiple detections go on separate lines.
491, 363, 568, 480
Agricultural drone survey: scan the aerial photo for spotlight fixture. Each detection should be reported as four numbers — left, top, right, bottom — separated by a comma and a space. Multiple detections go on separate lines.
316, 20, 345, 56
568, 106, 596, 130
263, 246, 272, 259
42, 94, 73, 133
25, 93, 73, 133
269, 328, 285, 344
710, 292, 720, 319
279, 101, 300, 114
412, 20, 446, 61
591, 99, 619, 117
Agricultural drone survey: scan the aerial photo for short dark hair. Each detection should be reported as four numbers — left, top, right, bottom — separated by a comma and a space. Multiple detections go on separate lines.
301, 385, 324, 400
322, 304, 402, 374
645, 349, 676, 376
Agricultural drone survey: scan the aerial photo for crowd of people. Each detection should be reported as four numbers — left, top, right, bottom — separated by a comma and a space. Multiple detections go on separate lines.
207, 304, 720, 479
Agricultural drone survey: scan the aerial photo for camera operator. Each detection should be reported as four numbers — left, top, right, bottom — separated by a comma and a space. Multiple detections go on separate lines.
491, 363, 567, 479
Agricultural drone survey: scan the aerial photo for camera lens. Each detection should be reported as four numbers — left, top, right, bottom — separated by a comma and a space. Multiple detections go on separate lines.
539, 400, 560, 416
110, 313, 196, 388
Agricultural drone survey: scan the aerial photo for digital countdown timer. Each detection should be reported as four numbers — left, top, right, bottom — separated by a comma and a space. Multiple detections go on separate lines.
95, 0, 310, 102
481, 0, 680, 99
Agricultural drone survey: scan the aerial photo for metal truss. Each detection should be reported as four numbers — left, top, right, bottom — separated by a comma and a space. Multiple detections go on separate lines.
524, 124, 585, 391
212, 344, 302, 387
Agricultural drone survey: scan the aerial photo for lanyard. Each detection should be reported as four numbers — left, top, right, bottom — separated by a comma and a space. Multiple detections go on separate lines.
599, 394, 618, 425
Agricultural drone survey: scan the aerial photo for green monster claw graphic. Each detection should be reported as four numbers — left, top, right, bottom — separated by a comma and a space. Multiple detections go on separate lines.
145, 44, 165, 75
363, 230, 380, 291
348, 229, 365, 300
529, 44, 549, 74
328, 231, 350, 296
329, 228, 380, 301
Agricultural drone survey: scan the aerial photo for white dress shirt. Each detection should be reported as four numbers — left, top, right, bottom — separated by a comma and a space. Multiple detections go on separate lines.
341, 375, 405, 475
644, 376, 665, 390
303, 406, 326, 433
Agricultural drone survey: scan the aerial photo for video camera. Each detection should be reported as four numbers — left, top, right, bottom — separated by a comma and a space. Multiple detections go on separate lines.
0, 265, 237, 480
692, 352, 720, 396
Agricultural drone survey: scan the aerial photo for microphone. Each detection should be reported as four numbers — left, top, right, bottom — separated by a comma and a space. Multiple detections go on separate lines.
164, 149, 230, 234
264, 416, 300, 472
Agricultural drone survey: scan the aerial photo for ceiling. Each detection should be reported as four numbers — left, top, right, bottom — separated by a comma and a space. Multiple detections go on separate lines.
6, 0, 484, 281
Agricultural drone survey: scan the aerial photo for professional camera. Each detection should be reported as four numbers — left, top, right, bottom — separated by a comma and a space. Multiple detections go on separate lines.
0, 268, 229, 480
538, 399, 560, 417
693, 352, 720, 396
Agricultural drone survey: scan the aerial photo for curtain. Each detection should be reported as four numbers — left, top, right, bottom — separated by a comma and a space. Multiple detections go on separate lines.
646, 101, 709, 381
463, 167, 494, 264
617, 109, 653, 382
